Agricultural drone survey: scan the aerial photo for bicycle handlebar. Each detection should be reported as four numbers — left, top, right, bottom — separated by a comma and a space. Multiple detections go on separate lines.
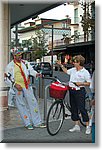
42, 76, 78, 87
42, 76, 70, 86
42, 76, 61, 83
5, 72, 15, 84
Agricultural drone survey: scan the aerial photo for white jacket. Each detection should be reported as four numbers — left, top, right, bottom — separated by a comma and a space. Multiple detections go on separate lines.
4, 60, 37, 88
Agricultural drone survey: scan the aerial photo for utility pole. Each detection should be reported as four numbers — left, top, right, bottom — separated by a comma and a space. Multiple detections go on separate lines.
51, 24, 53, 76
15, 24, 18, 47
83, 1, 86, 42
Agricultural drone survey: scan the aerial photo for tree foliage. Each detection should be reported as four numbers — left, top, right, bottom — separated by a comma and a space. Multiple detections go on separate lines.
80, 1, 95, 41
31, 30, 48, 60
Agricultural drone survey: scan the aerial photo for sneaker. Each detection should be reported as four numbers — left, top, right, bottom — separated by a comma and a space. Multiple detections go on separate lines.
69, 125, 80, 132
25, 124, 34, 130
86, 126, 91, 134
35, 123, 46, 128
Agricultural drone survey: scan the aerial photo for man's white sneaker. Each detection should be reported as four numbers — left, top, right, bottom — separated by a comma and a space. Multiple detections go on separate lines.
86, 126, 91, 135
69, 125, 80, 132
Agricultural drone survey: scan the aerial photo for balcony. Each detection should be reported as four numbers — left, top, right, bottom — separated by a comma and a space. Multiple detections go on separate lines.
48, 31, 95, 50
48, 40, 66, 50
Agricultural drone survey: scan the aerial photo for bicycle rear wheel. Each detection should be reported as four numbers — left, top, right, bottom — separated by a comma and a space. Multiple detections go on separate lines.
46, 100, 65, 136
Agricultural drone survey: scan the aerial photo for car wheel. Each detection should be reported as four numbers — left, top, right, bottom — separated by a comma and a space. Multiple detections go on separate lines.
50, 74, 52, 77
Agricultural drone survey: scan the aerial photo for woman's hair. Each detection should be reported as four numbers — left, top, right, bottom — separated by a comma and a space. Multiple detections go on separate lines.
73, 55, 85, 66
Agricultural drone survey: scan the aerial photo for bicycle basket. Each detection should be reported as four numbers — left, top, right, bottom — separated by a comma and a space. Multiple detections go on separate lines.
49, 81, 68, 99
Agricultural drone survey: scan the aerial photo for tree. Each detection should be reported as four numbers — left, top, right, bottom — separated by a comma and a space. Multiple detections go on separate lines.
80, 1, 95, 42
22, 39, 32, 49
62, 33, 80, 44
71, 32, 80, 42
31, 30, 48, 61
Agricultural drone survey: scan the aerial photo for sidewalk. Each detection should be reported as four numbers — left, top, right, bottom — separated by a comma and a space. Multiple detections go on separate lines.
1, 98, 92, 143
1, 97, 47, 130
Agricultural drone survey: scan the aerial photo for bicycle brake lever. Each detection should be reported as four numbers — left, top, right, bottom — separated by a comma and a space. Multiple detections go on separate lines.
72, 82, 77, 86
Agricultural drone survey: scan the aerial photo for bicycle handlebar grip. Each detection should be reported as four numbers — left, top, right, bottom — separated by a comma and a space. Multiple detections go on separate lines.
42, 76, 58, 82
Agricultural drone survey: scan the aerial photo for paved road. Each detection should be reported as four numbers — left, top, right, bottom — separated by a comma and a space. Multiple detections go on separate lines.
2, 121, 92, 143
1, 107, 92, 143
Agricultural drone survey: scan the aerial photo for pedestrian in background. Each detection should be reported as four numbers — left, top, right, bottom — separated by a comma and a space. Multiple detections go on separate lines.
90, 70, 95, 143
57, 55, 91, 134
4, 48, 45, 130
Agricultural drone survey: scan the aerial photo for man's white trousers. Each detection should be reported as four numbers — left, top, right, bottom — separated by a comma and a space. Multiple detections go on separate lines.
14, 86, 42, 127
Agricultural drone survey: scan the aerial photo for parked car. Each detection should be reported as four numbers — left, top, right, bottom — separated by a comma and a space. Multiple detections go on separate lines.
35, 62, 53, 77
29, 62, 37, 70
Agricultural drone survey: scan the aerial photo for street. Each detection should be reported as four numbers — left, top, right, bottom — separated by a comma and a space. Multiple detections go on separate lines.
2, 116, 92, 143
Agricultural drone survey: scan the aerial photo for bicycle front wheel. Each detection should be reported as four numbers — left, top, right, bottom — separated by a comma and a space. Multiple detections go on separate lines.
46, 100, 65, 136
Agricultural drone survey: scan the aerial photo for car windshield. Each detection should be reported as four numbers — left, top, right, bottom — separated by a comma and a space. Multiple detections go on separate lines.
41, 63, 50, 67
30, 63, 34, 65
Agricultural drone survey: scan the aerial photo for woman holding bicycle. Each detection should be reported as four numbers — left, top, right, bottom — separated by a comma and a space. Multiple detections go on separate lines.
57, 55, 91, 135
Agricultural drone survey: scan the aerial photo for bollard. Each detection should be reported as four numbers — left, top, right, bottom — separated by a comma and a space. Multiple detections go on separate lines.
38, 77, 41, 98
43, 84, 50, 124
42, 78, 44, 99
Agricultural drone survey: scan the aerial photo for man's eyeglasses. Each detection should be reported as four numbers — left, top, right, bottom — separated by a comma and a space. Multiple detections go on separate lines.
15, 53, 22, 56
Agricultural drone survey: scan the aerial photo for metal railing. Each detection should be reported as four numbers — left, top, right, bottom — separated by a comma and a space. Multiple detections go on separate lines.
48, 32, 95, 49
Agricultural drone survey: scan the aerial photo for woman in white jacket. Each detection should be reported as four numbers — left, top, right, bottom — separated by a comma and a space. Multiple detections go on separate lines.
4, 49, 45, 129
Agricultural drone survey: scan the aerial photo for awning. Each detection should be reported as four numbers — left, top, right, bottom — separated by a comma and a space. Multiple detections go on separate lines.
9, 1, 63, 27
48, 40, 95, 55
48, 47, 66, 55
66, 40, 95, 48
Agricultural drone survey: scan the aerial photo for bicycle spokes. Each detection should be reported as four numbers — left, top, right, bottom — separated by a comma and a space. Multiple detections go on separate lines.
52, 103, 63, 120
46, 100, 65, 135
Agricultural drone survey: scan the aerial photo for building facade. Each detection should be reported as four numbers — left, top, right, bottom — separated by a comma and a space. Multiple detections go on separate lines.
12, 1, 95, 72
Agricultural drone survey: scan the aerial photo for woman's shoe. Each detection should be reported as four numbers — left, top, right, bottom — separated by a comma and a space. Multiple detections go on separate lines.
69, 125, 80, 132
85, 126, 91, 134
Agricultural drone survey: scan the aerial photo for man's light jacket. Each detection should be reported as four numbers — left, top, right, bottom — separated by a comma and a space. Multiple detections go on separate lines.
4, 60, 37, 88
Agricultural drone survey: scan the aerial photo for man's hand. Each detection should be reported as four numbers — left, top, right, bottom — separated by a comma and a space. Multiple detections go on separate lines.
36, 73, 42, 78
15, 83, 22, 91
56, 60, 61, 66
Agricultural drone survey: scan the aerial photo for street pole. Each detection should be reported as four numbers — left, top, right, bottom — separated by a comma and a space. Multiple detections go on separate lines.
15, 24, 18, 47
51, 24, 53, 76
